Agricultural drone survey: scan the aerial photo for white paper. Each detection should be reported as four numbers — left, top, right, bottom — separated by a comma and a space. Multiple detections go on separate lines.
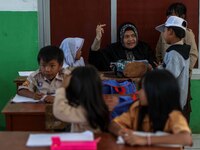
18, 71, 34, 76
133, 131, 169, 136
11, 94, 41, 103
26, 131, 94, 147
117, 131, 182, 147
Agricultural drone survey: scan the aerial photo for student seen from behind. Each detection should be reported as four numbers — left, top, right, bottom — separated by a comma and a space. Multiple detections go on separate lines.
156, 16, 190, 121
109, 69, 192, 146
53, 65, 109, 133
18, 46, 69, 103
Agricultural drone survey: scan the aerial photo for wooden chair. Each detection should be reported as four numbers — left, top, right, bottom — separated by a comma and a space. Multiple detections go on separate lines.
45, 104, 70, 131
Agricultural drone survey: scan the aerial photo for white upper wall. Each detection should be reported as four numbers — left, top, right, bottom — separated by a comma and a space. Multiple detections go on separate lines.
0, 0, 37, 11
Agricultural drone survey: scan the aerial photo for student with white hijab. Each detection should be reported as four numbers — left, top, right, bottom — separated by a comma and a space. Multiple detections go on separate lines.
60, 37, 85, 68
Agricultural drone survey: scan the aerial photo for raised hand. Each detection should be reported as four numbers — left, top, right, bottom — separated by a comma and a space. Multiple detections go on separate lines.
96, 24, 106, 40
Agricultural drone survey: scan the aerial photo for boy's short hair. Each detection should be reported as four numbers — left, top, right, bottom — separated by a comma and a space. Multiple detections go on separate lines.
155, 16, 187, 33
37, 45, 64, 65
168, 26, 186, 39
166, 2, 187, 18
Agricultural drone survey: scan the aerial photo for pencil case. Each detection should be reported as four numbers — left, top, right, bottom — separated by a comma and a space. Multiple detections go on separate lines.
51, 136, 100, 150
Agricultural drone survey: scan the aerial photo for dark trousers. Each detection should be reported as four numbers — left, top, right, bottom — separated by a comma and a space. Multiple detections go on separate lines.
183, 79, 191, 124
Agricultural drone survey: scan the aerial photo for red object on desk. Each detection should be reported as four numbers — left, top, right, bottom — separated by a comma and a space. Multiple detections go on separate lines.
51, 137, 101, 150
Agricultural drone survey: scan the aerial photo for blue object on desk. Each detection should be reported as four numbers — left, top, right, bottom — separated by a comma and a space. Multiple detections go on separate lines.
111, 96, 135, 119
102, 79, 136, 95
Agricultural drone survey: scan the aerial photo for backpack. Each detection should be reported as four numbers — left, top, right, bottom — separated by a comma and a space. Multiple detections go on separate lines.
111, 96, 136, 119
102, 79, 136, 95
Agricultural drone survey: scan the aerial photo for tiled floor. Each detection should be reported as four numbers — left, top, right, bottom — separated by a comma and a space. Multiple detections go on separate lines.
184, 134, 200, 150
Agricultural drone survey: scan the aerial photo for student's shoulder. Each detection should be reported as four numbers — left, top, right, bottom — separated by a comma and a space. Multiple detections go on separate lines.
168, 110, 191, 133
60, 67, 76, 75
186, 28, 195, 37
29, 69, 41, 77
129, 100, 140, 112
26, 69, 42, 81
59, 68, 71, 75
169, 110, 188, 124
186, 28, 194, 33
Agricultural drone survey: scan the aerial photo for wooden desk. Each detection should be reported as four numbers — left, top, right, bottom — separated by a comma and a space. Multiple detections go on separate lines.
14, 71, 140, 89
14, 76, 27, 89
100, 71, 140, 83
8, 72, 134, 131
2, 97, 119, 131
0, 132, 182, 150
2, 102, 46, 131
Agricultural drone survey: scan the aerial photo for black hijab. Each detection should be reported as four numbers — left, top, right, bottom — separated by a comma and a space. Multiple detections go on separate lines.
118, 22, 139, 49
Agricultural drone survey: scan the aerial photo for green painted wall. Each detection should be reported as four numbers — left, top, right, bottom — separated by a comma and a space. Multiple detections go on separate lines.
0, 12, 38, 130
190, 80, 200, 133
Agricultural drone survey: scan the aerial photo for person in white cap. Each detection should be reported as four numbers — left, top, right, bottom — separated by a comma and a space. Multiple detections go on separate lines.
155, 3, 198, 124
60, 37, 85, 68
155, 3, 198, 77
156, 16, 190, 116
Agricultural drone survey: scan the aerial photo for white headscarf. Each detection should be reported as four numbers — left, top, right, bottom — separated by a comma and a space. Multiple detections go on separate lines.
60, 37, 85, 68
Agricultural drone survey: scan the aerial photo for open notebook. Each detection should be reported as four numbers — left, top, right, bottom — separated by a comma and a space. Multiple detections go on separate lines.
26, 131, 94, 147
18, 71, 34, 76
11, 94, 41, 103
11, 94, 53, 103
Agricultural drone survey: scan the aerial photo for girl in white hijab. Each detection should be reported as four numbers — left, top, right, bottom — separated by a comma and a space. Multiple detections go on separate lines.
60, 37, 85, 68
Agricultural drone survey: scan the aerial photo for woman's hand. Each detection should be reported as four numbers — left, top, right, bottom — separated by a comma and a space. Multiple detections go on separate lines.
96, 24, 106, 41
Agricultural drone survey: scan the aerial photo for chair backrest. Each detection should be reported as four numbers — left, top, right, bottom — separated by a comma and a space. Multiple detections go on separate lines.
45, 104, 70, 131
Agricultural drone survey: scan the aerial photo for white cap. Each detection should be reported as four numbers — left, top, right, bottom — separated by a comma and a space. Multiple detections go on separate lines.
155, 16, 187, 32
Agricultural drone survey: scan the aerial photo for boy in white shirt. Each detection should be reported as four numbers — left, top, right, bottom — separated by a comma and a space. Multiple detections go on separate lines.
156, 16, 190, 115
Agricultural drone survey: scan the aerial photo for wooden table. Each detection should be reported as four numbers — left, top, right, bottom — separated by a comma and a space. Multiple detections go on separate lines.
2, 98, 119, 131
14, 71, 140, 89
0, 131, 182, 150
14, 76, 27, 89
2, 102, 46, 131
100, 71, 140, 82
8, 72, 136, 131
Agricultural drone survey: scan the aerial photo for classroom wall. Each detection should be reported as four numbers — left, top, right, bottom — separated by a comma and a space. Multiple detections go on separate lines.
0, 0, 38, 130
50, 0, 111, 62
190, 79, 200, 133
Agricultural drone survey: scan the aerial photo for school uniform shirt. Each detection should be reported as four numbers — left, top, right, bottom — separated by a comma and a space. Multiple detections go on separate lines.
114, 101, 191, 134
161, 41, 190, 109
18, 68, 67, 95
53, 87, 101, 133
156, 28, 198, 77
